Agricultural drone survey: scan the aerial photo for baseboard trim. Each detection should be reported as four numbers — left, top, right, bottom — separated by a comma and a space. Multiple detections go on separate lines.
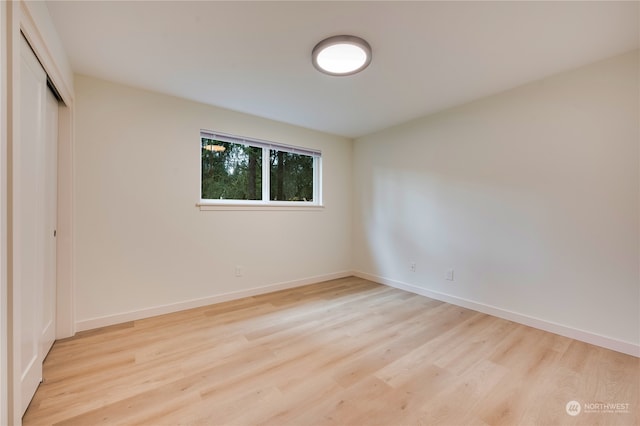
353, 271, 640, 358
76, 271, 352, 332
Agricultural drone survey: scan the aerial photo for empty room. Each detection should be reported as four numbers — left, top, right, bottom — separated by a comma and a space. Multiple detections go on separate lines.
1, 1, 638, 425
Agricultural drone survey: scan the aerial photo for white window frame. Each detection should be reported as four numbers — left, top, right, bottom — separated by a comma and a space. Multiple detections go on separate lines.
198, 130, 323, 210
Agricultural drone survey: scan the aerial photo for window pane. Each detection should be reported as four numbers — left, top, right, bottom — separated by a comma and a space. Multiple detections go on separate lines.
201, 138, 262, 200
269, 150, 314, 202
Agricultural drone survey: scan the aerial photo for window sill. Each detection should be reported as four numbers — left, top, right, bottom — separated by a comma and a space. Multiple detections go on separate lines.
197, 200, 325, 211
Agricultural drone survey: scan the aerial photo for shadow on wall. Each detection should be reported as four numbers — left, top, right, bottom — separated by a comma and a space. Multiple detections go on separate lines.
359, 163, 552, 303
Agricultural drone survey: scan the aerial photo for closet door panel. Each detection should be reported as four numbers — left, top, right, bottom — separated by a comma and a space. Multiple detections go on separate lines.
18, 35, 47, 415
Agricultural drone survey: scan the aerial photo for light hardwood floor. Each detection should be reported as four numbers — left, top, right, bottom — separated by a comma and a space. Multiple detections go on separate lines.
24, 277, 639, 426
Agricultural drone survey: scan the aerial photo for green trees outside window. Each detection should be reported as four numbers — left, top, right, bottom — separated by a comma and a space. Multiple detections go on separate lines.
201, 139, 262, 200
269, 151, 313, 201
201, 137, 316, 202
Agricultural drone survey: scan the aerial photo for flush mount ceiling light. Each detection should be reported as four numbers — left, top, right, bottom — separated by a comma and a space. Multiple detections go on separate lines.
312, 35, 372, 76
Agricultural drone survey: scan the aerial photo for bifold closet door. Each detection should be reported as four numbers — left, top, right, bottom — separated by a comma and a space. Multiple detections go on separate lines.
18, 35, 58, 416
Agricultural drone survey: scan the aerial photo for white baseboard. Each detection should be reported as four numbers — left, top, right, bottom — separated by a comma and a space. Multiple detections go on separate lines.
75, 271, 352, 332
353, 271, 640, 358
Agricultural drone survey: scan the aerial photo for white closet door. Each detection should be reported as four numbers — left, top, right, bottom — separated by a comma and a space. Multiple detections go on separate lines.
18, 35, 46, 415
18, 35, 58, 416
41, 85, 58, 358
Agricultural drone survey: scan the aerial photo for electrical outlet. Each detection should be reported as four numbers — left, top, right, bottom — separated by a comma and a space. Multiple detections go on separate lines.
446, 268, 454, 281
410, 262, 416, 272
235, 266, 243, 277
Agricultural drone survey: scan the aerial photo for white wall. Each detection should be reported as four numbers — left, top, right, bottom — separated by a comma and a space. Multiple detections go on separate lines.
353, 51, 639, 353
74, 75, 352, 329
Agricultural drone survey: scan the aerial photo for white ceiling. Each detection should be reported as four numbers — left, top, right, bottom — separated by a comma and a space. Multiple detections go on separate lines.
47, 1, 639, 138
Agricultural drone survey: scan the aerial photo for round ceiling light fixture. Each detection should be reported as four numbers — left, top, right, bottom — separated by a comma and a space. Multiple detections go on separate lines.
312, 35, 372, 76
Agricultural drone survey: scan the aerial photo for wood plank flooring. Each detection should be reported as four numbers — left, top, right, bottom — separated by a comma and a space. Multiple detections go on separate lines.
23, 277, 639, 425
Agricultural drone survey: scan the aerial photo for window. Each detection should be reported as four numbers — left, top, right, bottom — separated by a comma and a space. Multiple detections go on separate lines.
200, 130, 322, 206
